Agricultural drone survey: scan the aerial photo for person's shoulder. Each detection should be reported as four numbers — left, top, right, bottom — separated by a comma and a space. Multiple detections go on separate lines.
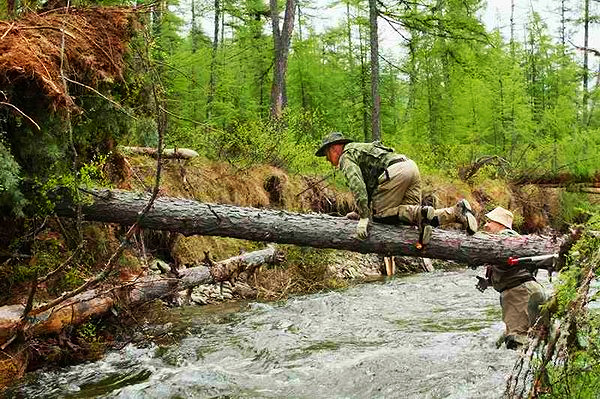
473, 231, 493, 239
341, 142, 369, 161
473, 229, 520, 239
499, 229, 520, 237
344, 142, 367, 151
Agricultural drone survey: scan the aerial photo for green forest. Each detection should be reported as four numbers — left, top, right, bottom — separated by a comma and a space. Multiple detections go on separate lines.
0, 0, 599, 218
0, 0, 600, 397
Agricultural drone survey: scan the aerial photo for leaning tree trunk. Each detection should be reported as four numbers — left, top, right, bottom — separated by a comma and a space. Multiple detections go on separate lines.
0, 246, 280, 346
55, 188, 569, 266
0, 247, 280, 388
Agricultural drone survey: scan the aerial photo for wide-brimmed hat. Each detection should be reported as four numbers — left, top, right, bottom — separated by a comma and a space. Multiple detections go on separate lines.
485, 207, 513, 229
315, 132, 353, 157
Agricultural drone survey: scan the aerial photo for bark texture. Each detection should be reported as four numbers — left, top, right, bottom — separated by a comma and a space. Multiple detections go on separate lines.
369, 0, 380, 141
269, 0, 295, 118
55, 189, 566, 266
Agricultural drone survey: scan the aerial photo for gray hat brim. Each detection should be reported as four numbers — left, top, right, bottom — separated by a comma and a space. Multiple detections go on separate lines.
315, 138, 353, 157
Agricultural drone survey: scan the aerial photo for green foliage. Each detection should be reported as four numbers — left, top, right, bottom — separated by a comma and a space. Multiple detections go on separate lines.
279, 245, 347, 292
127, 0, 600, 185
540, 222, 600, 397
540, 331, 600, 398
22, 154, 109, 219
1, 232, 64, 294
77, 321, 98, 341
168, 110, 331, 175
553, 223, 600, 318
558, 191, 600, 227
0, 139, 27, 216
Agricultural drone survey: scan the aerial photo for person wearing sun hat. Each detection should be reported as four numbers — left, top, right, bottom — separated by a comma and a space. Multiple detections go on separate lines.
483, 207, 518, 233
475, 206, 549, 350
315, 131, 478, 244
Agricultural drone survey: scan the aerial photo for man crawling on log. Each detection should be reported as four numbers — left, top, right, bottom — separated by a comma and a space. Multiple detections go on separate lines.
315, 132, 478, 246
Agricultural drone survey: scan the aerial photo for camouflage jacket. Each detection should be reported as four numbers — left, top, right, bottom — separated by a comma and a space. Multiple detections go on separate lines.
338, 142, 407, 218
484, 228, 536, 292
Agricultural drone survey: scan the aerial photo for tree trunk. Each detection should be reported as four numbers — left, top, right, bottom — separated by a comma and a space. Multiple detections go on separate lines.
120, 146, 199, 159
206, 0, 220, 119
269, 0, 296, 119
7, 0, 15, 17
359, 25, 369, 141
369, 0, 380, 141
510, 0, 515, 56
0, 247, 281, 345
582, 0, 590, 125
55, 189, 568, 266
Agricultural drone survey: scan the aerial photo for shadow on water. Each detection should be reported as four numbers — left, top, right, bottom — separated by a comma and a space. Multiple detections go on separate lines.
7, 268, 536, 399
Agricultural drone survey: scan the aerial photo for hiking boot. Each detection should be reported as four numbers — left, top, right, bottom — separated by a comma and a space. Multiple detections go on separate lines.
456, 199, 478, 235
505, 334, 527, 350
419, 206, 435, 245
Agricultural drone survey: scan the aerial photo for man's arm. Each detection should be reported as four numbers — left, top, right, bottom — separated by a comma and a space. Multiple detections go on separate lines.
339, 153, 370, 218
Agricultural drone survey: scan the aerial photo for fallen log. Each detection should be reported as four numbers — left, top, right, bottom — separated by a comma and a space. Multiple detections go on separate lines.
55, 188, 569, 266
511, 172, 600, 186
0, 246, 281, 345
120, 146, 199, 159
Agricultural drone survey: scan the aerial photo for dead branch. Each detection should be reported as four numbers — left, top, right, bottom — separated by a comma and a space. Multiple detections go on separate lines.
0, 246, 282, 347
458, 155, 509, 181
16, 25, 75, 38
38, 241, 84, 283
570, 41, 600, 57
120, 146, 199, 159
0, 22, 15, 40
62, 76, 136, 119
0, 101, 41, 130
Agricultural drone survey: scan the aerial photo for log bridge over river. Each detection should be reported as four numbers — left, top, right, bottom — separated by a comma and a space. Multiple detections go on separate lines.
0, 187, 573, 380
54, 188, 568, 266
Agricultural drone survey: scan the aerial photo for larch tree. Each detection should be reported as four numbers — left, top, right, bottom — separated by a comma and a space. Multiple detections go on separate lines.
369, 0, 381, 141
206, 0, 220, 119
269, 0, 296, 120
582, 0, 590, 126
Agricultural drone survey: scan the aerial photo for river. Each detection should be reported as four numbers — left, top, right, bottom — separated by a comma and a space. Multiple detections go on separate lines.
8, 267, 546, 398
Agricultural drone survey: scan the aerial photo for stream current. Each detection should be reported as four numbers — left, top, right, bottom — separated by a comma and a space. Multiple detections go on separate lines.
9, 267, 545, 399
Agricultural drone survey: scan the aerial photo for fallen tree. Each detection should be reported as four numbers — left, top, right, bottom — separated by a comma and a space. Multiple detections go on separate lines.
55, 188, 570, 266
120, 146, 199, 159
0, 246, 281, 351
511, 172, 600, 186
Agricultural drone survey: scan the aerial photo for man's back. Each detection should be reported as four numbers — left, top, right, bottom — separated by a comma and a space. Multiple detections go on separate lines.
340, 142, 408, 202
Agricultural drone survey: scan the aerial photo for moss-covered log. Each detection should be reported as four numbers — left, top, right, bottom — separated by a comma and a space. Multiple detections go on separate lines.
55, 188, 568, 266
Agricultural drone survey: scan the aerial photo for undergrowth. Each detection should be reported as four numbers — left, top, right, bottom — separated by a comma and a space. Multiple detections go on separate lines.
256, 246, 348, 301
535, 214, 600, 398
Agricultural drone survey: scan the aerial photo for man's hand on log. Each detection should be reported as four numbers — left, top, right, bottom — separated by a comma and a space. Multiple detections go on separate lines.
356, 218, 369, 240
475, 276, 489, 293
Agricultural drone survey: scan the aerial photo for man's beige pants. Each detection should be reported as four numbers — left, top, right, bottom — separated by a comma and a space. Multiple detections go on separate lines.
371, 159, 459, 225
371, 160, 421, 221
500, 280, 549, 344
